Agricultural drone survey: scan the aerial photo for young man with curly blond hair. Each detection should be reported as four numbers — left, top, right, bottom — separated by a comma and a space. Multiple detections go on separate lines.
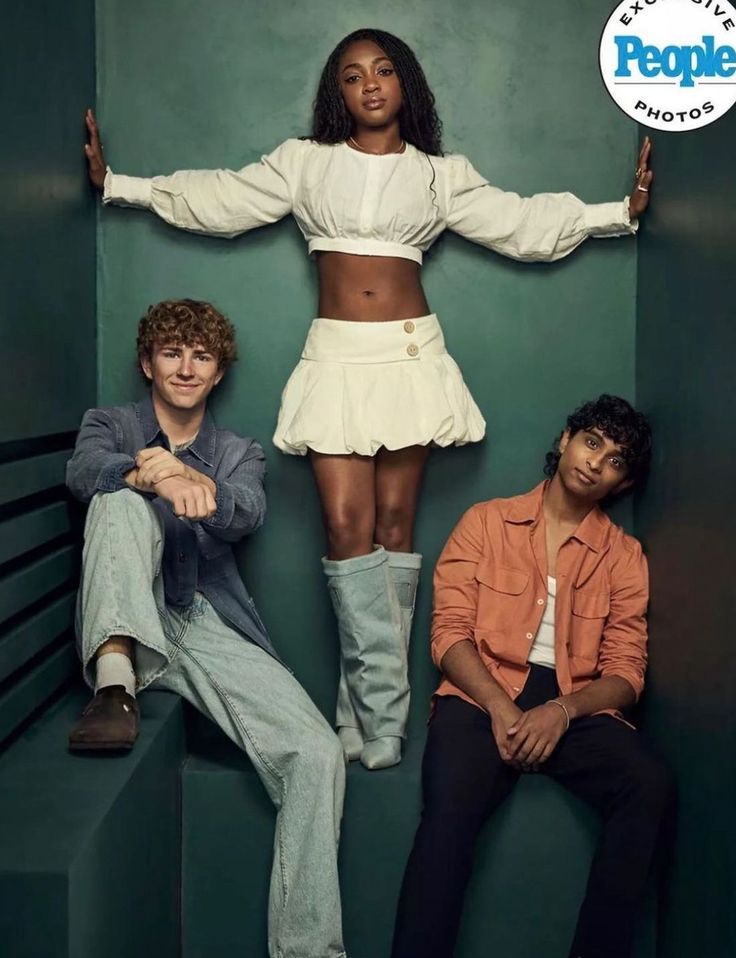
66, 299, 347, 958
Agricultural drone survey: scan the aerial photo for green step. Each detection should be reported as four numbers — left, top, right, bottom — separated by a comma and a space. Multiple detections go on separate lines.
0, 687, 186, 958
181, 723, 656, 958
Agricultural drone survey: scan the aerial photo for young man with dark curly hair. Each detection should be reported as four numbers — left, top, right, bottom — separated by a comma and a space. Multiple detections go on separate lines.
66, 299, 347, 958
392, 395, 676, 958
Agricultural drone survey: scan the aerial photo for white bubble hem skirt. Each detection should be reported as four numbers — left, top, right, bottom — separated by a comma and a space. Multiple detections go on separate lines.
273, 314, 486, 457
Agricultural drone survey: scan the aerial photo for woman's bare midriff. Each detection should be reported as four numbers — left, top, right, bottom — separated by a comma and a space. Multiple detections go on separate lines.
316, 251, 430, 322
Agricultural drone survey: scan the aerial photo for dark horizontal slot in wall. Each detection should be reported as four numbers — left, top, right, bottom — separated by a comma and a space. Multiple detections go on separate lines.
0, 433, 81, 746
0, 586, 77, 685
0, 637, 77, 747
0, 501, 74, 567
0, 629, 75, 704
0, 540, 79, 628
0, 484, 71, 522
0, 530, 77, 581
0, 432, 77, 466
0, 445, 74, 509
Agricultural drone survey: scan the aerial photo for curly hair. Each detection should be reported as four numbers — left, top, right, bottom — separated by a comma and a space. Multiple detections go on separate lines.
136, 299, 238, 371
544, 394, 652, 487
310, 29, 443, 156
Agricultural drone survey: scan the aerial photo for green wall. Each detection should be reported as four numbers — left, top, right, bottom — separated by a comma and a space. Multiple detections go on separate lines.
96, 0, 638, 721
0, 1, 96, 443
635, 117, 736, 958
0, 1, 96, 747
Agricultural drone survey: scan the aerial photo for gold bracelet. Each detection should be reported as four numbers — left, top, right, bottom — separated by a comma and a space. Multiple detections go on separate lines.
546, 699, 570, 731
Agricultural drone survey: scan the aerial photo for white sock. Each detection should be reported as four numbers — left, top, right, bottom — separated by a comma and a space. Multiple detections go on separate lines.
95, 652, 136, 697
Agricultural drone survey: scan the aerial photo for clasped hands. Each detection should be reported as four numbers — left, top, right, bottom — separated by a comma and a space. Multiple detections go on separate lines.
127, 447, 216, 520
491, 700, 569, 772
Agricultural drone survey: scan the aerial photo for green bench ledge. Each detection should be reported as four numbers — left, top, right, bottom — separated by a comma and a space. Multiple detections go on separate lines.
0, 688, 657, 958
182, 717, 657, 958
0, 686, 186, 958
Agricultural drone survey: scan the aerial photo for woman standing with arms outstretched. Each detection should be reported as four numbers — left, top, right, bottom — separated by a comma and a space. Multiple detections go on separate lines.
85, 28, 652, 770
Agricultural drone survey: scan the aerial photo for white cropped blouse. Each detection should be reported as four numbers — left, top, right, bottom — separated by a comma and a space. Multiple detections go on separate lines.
104, 138, 637, 265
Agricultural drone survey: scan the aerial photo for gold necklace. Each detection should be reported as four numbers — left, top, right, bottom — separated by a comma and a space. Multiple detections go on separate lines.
348, 135, 405, 155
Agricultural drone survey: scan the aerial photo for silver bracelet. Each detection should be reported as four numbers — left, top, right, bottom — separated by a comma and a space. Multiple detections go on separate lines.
546, 698, 570, 731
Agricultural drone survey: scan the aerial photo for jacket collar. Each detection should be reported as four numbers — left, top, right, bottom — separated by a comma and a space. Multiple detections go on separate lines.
503, 480, 610, 553
135, 394, 216, 468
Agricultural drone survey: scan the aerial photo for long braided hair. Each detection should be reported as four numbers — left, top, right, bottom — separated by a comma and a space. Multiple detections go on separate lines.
310, 29, 443, 156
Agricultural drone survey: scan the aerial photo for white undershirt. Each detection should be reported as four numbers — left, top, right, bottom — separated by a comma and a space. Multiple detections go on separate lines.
528, 576, 557, 669
171, 435, 197, 455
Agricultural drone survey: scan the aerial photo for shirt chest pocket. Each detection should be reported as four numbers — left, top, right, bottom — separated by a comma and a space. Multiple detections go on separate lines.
475, 564, 529, 630
570, 589, 610, 660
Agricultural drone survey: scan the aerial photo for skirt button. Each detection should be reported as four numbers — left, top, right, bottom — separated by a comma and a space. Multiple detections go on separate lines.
403, 320, 416, 334
406, 343, 419, 357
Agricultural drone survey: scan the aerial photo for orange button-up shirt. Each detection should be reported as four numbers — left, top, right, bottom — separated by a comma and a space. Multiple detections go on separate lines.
432, 481, 649, 721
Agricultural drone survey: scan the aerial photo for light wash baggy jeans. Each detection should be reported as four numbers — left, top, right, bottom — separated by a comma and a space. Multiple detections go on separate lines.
76, 490, 347, 958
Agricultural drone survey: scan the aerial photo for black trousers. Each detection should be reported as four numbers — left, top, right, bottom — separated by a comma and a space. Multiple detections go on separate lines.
392, 667, 676, 958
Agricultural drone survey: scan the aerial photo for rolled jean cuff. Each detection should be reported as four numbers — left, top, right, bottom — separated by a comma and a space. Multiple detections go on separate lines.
321, 545, 387, 577
387, 550, 422, 570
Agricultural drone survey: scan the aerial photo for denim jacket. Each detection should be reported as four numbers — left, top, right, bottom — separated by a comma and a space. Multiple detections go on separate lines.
66, 395, 281, 663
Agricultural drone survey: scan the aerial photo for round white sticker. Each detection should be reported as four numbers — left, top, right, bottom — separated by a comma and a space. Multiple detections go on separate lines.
599, 0, 736, 132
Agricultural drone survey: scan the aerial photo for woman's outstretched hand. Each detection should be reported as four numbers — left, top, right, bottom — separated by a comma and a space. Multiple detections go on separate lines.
84, 108, 107, 191
628, 136, 653, 220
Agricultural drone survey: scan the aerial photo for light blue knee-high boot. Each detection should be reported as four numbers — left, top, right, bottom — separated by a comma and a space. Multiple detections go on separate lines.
323, 546, 409, 770
334, 658, 364, 761
387, 549, 422, 654
326, 548, 422, 769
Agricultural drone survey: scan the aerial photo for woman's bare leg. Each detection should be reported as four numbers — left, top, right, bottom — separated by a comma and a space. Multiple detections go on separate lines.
309, 452, 376, 560
374, 445, 430, 551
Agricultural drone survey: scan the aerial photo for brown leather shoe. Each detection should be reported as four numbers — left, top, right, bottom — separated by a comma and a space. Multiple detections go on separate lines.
68, 686, 139, 751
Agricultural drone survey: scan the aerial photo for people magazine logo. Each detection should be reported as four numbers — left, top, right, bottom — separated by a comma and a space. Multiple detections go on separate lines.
599, 0, 736, 131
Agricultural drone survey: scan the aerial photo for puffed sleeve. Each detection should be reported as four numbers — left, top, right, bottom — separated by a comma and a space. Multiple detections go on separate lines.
102, 138, 305, 238
445, 154, 637, 263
